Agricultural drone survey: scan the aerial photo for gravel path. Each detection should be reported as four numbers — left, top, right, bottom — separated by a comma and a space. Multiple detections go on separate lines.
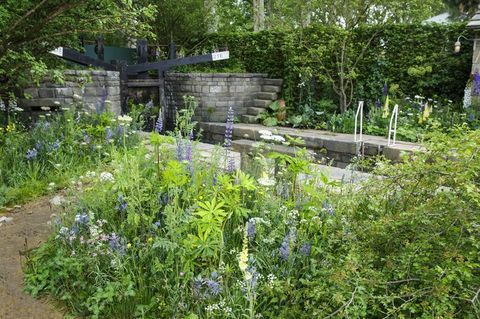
0, 197, 64, 319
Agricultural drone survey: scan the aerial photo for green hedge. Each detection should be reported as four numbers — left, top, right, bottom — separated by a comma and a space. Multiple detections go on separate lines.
181, 23, 472, 111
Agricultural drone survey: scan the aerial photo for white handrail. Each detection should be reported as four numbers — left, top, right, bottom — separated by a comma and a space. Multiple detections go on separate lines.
388, 104, 399, 146
354, 101, 364, 142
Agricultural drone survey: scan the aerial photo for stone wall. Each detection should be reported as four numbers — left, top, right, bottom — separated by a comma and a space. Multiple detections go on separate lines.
19, 70, 121, 115
165, 73, 269, 122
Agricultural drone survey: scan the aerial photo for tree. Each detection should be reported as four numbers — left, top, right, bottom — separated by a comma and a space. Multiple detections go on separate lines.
444, 0, 479, 18
139, 0, 213, 49
298, 0, 446, 112
0, 0, 155, 99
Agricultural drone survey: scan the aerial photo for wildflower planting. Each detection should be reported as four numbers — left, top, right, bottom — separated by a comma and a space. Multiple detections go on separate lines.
0, 107, 140, 207
23, 111, 480, 317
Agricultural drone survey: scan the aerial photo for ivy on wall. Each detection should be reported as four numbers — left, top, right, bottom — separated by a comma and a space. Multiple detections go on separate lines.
180, 23, 472, 112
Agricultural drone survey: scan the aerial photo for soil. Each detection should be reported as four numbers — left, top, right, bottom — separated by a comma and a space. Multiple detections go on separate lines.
0, 196, 65, 319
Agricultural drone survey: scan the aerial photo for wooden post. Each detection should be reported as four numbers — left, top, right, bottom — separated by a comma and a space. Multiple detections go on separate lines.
118, 61, 129, 114
95, 37, 105, 61
168, 42, 177, 60
137, 39, 149, 79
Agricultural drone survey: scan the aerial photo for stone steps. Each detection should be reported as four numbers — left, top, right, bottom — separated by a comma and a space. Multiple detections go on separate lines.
264, 79, 284, 86
253, 99, 272, 108
241, 115, 258, 124
239, 78, 282, 124
262, 85, 282, 93
257, 92, 278, 100
247, 107, 266, 116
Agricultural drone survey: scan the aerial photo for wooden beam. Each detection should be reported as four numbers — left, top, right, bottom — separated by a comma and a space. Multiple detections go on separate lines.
49, 47, 117, 71
126, 51, 229, 75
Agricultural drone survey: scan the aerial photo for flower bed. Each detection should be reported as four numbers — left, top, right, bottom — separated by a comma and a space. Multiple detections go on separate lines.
0, 108, 140, 207
23, 118, 480, 318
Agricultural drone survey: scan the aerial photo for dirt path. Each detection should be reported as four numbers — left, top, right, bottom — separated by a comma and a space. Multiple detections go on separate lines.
0, 196, 65, 319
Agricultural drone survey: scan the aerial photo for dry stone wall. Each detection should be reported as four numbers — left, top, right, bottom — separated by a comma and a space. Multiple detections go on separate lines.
165, 73, 269, 122
19, 70, 121, 115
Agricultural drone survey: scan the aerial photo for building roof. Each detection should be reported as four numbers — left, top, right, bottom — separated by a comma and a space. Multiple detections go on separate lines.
467, 9, 480, 29
424, 12, 451, 25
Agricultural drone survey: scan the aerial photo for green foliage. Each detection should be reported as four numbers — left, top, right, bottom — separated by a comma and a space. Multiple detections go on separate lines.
183, 23, 471, 113
23, 124, 480, 318
0, 106, 140, 207
0, 1, 155, 96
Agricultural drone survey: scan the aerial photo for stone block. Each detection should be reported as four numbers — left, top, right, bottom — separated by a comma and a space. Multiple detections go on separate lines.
84, 87, 100, 96
323, 138, 360, 155
55, 88, 73, 98
263, 85, 282, 93
38, 89, 55, 98
235, 86, 246, 93
210, 86, 224, 93
23, 88, 39, 99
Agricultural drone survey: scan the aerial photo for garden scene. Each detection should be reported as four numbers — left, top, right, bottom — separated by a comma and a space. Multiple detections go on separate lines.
0, 1, 480, 318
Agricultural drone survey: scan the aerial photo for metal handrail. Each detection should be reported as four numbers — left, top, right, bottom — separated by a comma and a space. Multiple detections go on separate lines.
354, 101, 364, 142
388, 104, 399, 146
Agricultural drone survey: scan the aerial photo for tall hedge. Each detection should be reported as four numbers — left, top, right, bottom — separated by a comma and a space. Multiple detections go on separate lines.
182, 23, 472, 111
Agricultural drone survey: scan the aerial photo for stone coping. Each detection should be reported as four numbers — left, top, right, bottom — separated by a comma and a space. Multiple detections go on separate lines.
165, 72, 269, 78
200, 122, 425, 162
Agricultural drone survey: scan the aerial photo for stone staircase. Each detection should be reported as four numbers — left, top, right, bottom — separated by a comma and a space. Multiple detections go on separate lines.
241, 78, 283, 124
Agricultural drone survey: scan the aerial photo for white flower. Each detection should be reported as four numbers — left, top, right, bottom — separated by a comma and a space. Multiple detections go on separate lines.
104, 100, 111, 104
271, 135, 285, 143
54, 101, 61, 105
258, 130, 272, 136
258, 175, 275, 187
145, 153, 152, 160
86, 171, 96, 178
50, 195, 65, 206
14, 107, 24, 112
118, 115, 133, 124
73, 94, 82, 101
54, 163, 62, 168
99, 172, 114, 182
40, 106, 51, 111
48, 182, 56, 188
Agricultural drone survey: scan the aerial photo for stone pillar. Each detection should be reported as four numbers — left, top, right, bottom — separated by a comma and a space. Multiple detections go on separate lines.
467, 7, 480, 112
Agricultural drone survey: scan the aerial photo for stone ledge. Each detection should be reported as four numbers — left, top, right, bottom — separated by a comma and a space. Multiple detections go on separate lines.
199, 122, 424, 165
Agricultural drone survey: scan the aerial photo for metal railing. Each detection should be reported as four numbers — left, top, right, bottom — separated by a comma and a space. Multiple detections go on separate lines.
354, 101, 364, 142
388, 104, 399, 146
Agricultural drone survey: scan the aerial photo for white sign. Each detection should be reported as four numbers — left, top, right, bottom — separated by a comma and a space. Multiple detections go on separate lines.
212, 51, 229, 61
49, 47, 64, 57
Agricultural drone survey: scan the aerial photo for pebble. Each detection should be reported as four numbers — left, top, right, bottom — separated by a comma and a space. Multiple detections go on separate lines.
0, 216, 13, 223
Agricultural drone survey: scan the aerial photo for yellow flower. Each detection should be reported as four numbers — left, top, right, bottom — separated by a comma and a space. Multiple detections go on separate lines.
238, 231, 249, 274
422, 102, 431, 121
382, 96, 390, 118
147, 237, 153, 243
127, 243, 132, 249
6, 123, 15, 132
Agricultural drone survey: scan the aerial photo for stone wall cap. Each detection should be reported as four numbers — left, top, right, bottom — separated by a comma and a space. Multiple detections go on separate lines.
167, 72, 268, 78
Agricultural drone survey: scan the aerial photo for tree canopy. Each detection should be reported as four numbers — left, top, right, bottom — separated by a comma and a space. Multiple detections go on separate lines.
0, 0, 155, 97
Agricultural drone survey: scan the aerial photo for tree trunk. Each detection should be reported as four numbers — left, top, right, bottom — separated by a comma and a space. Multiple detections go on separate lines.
253, 0, 265, 31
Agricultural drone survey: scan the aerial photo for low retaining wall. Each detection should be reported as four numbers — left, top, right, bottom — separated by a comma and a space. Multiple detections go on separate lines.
127, 73, 270, 122
199, 122, 424, 168
19, 70, 122, 115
